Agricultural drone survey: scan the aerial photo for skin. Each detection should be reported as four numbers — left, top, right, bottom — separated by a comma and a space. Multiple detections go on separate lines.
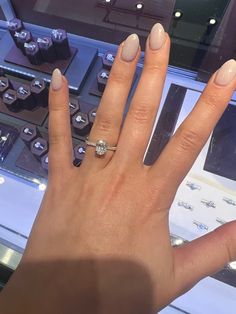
0, 33, 236, 314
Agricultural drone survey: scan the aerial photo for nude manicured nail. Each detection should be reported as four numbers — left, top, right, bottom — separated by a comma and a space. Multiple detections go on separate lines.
121, 34, 139, 62
51, 68, 63, 91
149, 23, 166, 50
214, 59, 236, 86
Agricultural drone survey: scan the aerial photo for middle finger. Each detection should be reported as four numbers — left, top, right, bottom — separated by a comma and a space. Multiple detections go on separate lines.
114, 23, 171, 166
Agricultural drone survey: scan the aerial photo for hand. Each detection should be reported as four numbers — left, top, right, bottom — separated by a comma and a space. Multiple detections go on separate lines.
1, 23, 236, 314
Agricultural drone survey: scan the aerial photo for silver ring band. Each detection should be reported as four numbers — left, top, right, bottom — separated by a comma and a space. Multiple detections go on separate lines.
86, 139, 117, 156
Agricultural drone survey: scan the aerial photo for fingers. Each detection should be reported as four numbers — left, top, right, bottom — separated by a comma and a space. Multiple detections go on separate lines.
114, 24, 170, 165
48, 69, 74, 178
173, 221, 236, 295
151, 60, 236, 192
82, 34, 140, 171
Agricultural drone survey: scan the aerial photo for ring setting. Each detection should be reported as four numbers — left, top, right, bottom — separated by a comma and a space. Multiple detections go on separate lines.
86, 139, 117, 156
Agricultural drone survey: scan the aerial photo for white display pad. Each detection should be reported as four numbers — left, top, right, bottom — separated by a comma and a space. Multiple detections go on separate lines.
171, 276, 236, 314
164, 75, 236, 242
0, 171, 45, 249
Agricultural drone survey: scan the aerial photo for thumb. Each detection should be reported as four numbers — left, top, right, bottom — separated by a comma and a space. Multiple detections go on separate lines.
173, 221, 236, 295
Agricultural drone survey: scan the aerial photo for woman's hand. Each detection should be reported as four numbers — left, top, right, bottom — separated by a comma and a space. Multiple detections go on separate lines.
1, 23, 236, 314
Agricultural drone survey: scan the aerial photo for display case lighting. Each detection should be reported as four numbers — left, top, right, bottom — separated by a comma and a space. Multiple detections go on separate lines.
208, 17, 217, 25
174, 10, 183, 19
228, 261, 236, 271
38, 183, 47, 191
135, 2, 144, 10
173, 238, 184, 246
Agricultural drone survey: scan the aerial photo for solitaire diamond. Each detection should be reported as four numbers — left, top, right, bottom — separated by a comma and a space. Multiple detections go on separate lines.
86, 139, 117, 157
95, 140, 108, 156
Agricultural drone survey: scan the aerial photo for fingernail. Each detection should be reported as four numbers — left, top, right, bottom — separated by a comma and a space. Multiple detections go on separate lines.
149, 23, 166, 50
51, 68, 62, 91
214, 59, 236, 86
121, 34, 139, 62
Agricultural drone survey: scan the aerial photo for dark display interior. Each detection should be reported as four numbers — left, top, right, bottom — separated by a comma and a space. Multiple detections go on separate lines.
204, 105, 236, 181
169, 0, 232, 77
0, 7, 5, 21
10, 0, 175, 49
10, 0, 236, 79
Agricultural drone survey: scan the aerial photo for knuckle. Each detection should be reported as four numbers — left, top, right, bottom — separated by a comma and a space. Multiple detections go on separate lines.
49, 100, 66, 112
110, 169, 126, 191
212, 227, 230, 260
176, 125, 203, 152
201, 93, 219, 112
213, 222, 236, 262
129, 102, 152, 124
94, 111, 114, 133
144, 62, 165, 75
110, 68, 131, 85
50, 133, 67, 146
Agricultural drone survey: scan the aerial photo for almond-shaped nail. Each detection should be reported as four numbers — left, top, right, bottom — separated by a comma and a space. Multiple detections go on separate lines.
121, 34, 139, 62
149, 23, 166, 50
214, 59, 236, 86
51, 68, 62, 91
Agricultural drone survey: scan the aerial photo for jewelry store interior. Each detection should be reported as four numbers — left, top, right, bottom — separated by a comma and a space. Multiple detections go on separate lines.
0, 0, 236, 313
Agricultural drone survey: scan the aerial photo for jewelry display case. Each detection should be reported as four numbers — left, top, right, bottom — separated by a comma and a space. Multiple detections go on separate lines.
0, 1, 236, 313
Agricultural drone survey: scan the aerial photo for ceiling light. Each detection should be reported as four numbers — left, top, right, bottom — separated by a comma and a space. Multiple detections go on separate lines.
0, 176, 5, 184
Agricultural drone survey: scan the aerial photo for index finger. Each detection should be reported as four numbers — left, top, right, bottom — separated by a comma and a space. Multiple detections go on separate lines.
150, 60, 236, 191
48, 69, 74, 179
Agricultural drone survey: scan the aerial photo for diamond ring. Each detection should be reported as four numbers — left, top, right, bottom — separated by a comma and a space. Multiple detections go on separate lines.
86, 139, 117, 156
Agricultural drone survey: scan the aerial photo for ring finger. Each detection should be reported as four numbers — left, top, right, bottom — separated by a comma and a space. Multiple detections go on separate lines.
82, 34, 140, 171
113, 23, 170, 166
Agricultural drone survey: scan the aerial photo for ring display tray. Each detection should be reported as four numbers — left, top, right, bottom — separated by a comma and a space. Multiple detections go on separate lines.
5, 45, 78, 75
